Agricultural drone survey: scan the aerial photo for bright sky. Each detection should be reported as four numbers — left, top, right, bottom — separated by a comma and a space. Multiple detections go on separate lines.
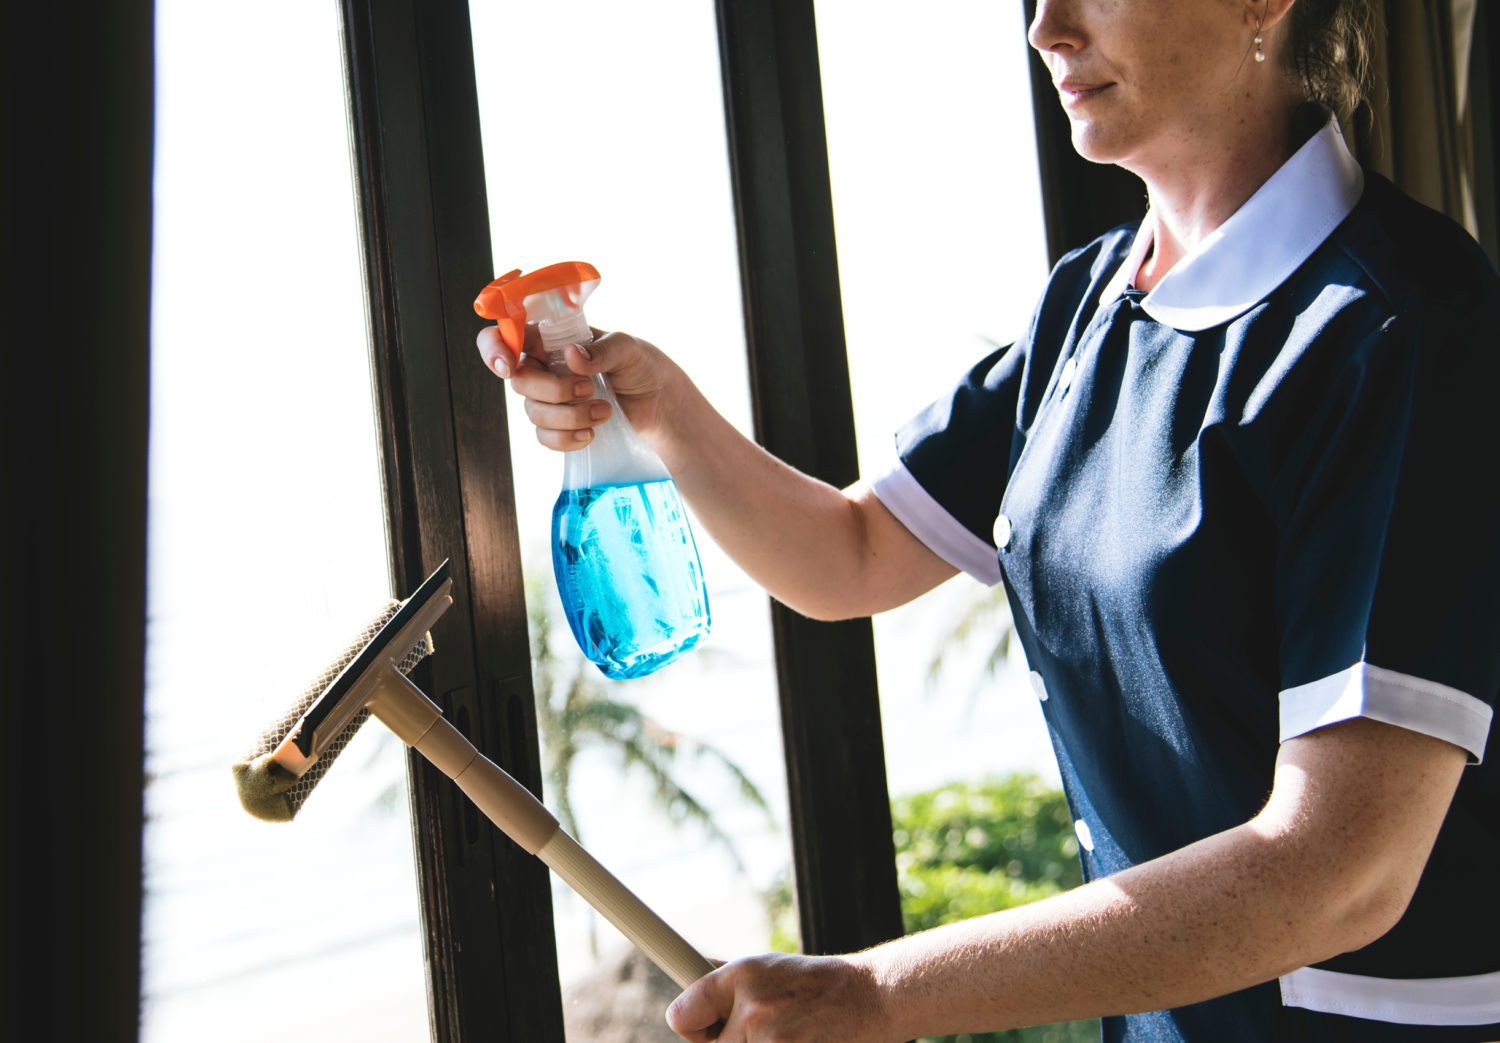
144, 2, 1057, 1039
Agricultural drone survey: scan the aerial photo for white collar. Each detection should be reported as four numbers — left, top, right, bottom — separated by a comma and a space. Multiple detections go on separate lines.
1098, 116, 1365, 332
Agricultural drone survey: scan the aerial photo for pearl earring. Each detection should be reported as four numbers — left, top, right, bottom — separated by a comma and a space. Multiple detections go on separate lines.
1254, 29, 1265, 62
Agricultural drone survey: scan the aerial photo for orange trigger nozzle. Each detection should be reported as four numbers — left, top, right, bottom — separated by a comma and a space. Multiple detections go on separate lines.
474, 262, 601, 355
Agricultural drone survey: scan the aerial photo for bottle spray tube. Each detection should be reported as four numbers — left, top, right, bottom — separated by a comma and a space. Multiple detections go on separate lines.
475, 263, 711, 679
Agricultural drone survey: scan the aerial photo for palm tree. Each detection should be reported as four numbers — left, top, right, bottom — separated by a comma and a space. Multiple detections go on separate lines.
525, 571, 775, 953
926, 583, 1017, 711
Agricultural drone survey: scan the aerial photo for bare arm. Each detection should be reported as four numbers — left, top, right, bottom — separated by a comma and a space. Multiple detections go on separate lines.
656, 379, 956, 620
666, 717, 1468, 1041
478, 326, 957, 619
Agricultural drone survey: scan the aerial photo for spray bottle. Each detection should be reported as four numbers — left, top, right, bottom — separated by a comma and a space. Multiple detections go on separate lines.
474, 262, 710, 680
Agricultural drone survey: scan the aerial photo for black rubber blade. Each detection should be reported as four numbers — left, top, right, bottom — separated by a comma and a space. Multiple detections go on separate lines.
290, 559, 452, 759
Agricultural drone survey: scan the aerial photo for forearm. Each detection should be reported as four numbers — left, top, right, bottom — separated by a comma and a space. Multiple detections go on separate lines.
854, 823, 1362, 1037
853, 720, 1462, 1039
667, 722, 1465, 1042
651, 367, 947, 620
668, 824, 1353, 1043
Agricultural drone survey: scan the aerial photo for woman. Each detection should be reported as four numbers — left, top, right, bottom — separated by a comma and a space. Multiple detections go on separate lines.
478, 1, 1500, 1039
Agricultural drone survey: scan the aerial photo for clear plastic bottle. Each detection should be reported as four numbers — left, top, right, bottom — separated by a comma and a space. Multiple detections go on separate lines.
475, 262, 710, 679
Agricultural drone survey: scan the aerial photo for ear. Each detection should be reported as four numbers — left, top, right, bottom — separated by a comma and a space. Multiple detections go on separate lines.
1256, 0, 1298, 32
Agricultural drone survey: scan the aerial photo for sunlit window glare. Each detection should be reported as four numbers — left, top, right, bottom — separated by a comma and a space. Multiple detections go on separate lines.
142, 2, 424, 1039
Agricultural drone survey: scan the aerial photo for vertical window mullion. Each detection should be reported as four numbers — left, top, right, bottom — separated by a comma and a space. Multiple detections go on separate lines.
338, 0, 564, 1038
714, 0, 906, 957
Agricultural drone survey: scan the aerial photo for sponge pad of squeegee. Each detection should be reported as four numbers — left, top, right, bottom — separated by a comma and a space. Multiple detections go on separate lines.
231, 600, 433, 822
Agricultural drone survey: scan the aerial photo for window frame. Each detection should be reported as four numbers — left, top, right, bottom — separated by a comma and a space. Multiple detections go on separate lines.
714, 0, 906, 959
333, 0, 1500, 1035
339, 0, 564, 1036
335, 0, 1179, 1037
337, 0, 917, 1034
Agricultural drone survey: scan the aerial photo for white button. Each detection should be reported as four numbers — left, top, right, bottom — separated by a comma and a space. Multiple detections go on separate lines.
993, 513, 1012, 550
1028, 671, 1048, 702
1057, 356, 1077, 395
1074, 819, 1095, 852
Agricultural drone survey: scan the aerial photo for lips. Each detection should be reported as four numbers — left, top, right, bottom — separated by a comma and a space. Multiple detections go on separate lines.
1057, 80, 1114, 105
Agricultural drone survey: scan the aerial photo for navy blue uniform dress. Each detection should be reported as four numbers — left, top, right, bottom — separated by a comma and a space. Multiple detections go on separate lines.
872, 118, 1500, 1041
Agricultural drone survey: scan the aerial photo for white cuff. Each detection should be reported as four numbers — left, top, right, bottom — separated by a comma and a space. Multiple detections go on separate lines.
869, 456, 1002, 585
1280, 662, 1493, 763
1281, 965, 1500, 1026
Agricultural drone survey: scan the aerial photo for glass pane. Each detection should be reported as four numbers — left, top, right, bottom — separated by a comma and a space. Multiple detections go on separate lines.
817, 5, 1099, 1040
815, 1, 1057, 789
470, 2, 794, 1037
141, 3, 426, 1040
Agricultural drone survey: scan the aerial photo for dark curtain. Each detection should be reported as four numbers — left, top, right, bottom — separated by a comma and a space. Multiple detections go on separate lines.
2, 3, 154, 1041
1360, 0, 1499, 263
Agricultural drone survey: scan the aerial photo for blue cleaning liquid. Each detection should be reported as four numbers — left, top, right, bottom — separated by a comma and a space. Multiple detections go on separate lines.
551, 478, 711, 680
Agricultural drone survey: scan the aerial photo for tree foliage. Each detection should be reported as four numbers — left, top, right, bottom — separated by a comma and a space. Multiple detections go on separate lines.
893, 774, 1081, 932
925, 584, 1017, 698
894, 775, 1095, 1043
526, 570, 773, 868
758, 776, 1098, 1042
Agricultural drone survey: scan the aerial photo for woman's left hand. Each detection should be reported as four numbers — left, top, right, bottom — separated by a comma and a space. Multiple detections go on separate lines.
665, 952, 896, 1043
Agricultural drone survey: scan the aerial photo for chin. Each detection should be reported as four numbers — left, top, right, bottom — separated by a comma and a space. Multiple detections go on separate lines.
1067, 122, 1126, 166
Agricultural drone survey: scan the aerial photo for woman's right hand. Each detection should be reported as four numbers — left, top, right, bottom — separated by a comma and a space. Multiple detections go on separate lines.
476, 324, 680, 453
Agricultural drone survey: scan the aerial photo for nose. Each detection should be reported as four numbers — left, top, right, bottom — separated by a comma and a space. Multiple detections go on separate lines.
1028, 0, 1084, 56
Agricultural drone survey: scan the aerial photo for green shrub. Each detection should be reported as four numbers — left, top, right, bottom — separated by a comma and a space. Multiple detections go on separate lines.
894, 775, 1081, 925
763, 774, 1099, 1041
892, 776, 1097, 1043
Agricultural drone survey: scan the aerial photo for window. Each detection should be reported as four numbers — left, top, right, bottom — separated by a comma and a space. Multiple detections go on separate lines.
141, 2, 424, 1039
469, 2, 795, 1033
142, 3, 1103, 1039
812, 2, 1060, 797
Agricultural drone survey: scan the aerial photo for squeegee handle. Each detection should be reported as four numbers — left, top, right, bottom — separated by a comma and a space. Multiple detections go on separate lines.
399, 706, 715, 990
535, 828, 717, 990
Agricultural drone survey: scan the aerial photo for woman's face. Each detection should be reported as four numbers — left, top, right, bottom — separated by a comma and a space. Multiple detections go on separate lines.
1028, 0, 1263, 173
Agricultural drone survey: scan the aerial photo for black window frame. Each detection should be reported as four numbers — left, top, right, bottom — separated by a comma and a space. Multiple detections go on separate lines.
337, 0, 915, 1033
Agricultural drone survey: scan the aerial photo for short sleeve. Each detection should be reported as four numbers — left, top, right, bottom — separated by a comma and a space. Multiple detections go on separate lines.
1274, 309, 1500, 762
869, 341, 1028, 585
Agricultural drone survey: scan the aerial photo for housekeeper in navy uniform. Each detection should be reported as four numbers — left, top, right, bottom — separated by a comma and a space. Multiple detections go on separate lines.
480, 0, 1500, 1038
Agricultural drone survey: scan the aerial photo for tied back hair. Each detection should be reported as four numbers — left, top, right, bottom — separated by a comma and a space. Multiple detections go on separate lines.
1284, 0, 1381, 125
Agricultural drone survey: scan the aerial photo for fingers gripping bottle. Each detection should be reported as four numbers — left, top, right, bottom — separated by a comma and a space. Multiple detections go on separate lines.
474, 262, 710, 680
